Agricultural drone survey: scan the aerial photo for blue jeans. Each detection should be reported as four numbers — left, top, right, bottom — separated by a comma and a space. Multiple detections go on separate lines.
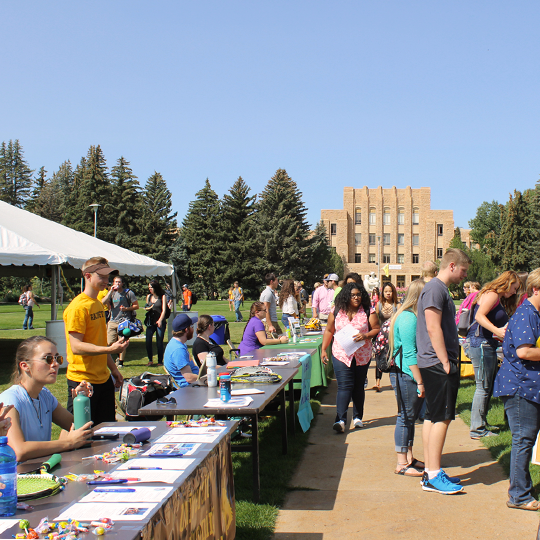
469, 341, 498, 437
23, 306, 33, 329
503, 394, 540, 505
146, 322, 166, 364
392, 371, 424, 453
234, 300, 243, 322
332, 355, 369, 423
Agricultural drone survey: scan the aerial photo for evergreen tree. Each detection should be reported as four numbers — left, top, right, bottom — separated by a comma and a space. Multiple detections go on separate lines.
0, 140, 34, 207
140, 172, 178, 263
468, 200, 503, 258
449, 227, 465, 249
257, 169, 312, 280
27, 166, 48, 212
181, 179, 221, 299
305, 221, 334, 286
218, 177, 260, 297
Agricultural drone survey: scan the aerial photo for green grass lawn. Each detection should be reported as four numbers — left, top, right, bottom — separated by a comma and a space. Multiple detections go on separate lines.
0, 299, 316, 540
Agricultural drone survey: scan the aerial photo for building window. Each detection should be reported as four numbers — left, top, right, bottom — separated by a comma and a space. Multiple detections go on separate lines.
330, 223, 337, 235
383, 254, 390, 264
437, 248, 443, 259
412, 207, 419, 225
355, 253, 361, 263
411, 274, 420, 281
397, 254, 404, 264
397, 275, 405, 288
437, 224, 443, 236
383, 233, 390, 245
369, 233, 376, 245
383, 208, 390, 225
412, 234, 419, 246
369, 209, 376, 224
355, 210, 361, 225
382, 276, 392, 285
369, 253, 376, 263
398, 233, 404, 245
412, 254, 419, 264
398, 208, 404, 225
355, 233, 361, 245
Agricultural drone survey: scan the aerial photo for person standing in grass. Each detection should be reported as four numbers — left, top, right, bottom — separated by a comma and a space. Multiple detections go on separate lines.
232, 281, 244, 322
493, 268, 540, 511
22, 284, 40, 330
416, 248, 470, 495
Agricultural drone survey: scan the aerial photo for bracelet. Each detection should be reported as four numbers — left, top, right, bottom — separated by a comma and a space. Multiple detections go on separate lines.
418, 383, 424, 386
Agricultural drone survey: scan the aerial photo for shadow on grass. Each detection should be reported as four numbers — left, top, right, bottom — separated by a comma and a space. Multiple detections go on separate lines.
233, 401, 321, 540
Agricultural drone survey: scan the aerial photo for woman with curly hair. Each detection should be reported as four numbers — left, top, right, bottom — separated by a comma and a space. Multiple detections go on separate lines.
278, 279, 299, 329
321, 282, 380, 433
467, 270, 520, 439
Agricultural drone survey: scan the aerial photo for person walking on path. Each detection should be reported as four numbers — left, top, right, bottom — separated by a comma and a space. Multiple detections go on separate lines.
416, 248, 470, 495
466, 271, 519, 439
22, 284, 40, 330
232, 281, 244, 322
260, 273, 283, 335
63, 257, 127, 426
388, 279, 426, 477
321, 282, 380, 433
493, 268, 540, 511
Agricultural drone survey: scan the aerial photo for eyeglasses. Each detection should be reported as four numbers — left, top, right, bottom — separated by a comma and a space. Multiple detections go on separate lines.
157, 396, 176, 405
351, 294, 362, 299
38, 355, 63, 365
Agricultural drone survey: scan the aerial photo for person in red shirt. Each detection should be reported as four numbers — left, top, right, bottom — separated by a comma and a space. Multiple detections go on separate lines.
182, 284, 192, 312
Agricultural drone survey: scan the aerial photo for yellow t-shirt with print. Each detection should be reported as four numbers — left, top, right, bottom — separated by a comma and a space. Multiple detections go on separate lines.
64, 293, 110, 384
97, 288, 109, 311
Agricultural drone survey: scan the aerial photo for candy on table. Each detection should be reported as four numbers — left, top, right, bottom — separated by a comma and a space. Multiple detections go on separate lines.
167, 417, 226, 428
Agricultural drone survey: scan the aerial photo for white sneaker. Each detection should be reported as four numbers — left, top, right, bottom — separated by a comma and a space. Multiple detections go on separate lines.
333, 420, 345, 433
353, 418, 364, 429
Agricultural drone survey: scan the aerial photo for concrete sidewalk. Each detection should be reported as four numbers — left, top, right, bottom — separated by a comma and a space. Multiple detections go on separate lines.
273, 365, 539, 540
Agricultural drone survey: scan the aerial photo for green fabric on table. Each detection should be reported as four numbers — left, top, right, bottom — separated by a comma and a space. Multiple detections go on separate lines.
263, 336, 332, 389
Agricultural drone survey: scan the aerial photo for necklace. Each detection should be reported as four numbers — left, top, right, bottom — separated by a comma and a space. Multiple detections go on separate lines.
20, 384, 43, 428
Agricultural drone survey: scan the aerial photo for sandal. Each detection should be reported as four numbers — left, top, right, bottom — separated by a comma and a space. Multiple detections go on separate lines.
147, 362, 154, 367
506, 499, 540, 511
395, 465, 424, 477
410, 458, 425, 470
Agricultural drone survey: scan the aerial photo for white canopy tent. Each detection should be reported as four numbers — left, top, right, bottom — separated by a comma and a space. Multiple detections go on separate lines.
0, 201, 176, 328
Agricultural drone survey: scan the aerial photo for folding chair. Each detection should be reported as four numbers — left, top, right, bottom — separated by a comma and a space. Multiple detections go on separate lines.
227, 339, 241, 362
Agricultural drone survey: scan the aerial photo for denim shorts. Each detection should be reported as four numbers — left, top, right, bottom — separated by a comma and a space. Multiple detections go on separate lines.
420, 361, 460, 423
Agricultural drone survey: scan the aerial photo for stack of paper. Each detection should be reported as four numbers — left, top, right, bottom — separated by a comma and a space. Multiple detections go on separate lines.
204, 396, 253, 408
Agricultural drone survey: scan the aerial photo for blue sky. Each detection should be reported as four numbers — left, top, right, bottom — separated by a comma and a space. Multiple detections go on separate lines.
3, 2, 539, 229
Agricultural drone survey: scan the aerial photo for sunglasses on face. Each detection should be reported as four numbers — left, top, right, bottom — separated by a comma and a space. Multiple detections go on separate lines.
38, 355, 63, 365
157, 396, 177, 405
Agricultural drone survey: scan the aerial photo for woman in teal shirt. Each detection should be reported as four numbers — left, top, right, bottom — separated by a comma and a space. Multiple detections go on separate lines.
389, 279, 426, 477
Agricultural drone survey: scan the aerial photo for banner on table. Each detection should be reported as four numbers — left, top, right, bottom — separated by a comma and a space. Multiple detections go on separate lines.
297, 354, 314, 432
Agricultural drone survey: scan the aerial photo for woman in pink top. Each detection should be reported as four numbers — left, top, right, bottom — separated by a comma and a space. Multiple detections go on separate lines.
322, 282, 380, 433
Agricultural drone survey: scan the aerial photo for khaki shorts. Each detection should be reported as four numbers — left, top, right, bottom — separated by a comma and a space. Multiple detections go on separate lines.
107, 320, 127, 362
264, 320, 283, 336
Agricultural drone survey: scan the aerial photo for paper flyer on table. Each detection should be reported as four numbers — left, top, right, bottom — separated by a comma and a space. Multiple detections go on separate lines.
117, 457, 195, 470
334, 325, 364, 356
55, 502, 159, 521
167, 426, 226, 435
0, 520, 19, 534
109, 469, 185, 483
157, 434, 221, 443
143, 442, 200, 456
80, 486, 174, 503
94, 426, 157, 435
204, 397, 253, 408
231, 388, 265, 395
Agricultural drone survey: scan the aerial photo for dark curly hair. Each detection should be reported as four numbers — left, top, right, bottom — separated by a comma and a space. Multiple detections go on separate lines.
334, 282, 370, 315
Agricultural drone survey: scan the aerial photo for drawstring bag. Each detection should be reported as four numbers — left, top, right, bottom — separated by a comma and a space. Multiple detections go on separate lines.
229, 366, 282, 384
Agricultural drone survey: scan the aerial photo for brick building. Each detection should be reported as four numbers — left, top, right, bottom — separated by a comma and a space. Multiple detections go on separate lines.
321, 186, 457, 288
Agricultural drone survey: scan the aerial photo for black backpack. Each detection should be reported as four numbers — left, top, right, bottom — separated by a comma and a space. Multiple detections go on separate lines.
372, 319, 394, 373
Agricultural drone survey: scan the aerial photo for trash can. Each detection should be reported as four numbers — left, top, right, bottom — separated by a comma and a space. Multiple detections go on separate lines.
210, 315, 229, 345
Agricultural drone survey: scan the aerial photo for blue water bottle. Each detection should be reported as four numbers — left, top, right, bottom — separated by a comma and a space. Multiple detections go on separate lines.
0, 436, 17, 516
220, 374, 232, 403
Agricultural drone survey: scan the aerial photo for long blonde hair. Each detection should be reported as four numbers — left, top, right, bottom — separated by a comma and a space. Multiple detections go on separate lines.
472, 270, 519, 317
388, 279, 425, 361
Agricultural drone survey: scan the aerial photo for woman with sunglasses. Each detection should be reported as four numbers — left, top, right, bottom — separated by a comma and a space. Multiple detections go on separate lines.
0, 336, 94, 462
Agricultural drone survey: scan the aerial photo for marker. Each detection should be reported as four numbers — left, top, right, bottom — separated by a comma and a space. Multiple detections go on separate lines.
128, 467, 162, 470
148, 453, 184, 458
94, 488, 136, 493
87, 479, 129, 485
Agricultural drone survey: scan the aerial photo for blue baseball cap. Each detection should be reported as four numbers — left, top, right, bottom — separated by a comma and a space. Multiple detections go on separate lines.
172, 313, 198, 332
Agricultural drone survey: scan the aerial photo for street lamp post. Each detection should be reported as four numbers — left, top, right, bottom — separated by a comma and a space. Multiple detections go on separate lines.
89, 204, 101, 238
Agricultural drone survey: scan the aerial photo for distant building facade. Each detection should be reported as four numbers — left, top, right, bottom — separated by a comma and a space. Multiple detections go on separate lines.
321, 186, 457, 288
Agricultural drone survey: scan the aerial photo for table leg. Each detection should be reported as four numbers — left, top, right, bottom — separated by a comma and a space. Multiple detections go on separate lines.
288, 379, 296, 436
252, 414, 260, 502
280, 388, 288, 455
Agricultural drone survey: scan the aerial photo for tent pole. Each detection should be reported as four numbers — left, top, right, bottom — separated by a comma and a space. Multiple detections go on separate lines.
51, 266, 57, 321
169, 268, 177, 342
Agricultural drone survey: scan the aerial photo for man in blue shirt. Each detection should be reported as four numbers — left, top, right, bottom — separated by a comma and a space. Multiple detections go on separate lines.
164, 314, 199, 387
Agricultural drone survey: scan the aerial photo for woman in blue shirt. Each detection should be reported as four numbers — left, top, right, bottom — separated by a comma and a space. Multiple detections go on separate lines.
493, 269, 540, 511
388, 279, 425, 477
0, 336, 93, 462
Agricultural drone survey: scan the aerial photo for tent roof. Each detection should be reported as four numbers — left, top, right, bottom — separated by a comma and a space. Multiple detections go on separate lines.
0, 201, 173, 277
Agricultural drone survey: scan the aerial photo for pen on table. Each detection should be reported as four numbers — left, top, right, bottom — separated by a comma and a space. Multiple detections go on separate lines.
87, 479, 135, 485
149, 453, 184, 458
128, 467, 162, 470
94, 488, 136, 493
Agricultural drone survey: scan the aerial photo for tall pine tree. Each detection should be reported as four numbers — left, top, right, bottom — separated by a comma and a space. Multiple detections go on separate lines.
218, 177, 260, 297
181, 179, 221, 299
257, 169, 312, 279
305, 221, 334, 287
0, 140, 34, 207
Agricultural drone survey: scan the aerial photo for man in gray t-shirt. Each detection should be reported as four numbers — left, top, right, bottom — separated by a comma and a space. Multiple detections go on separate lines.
415, 249, 470, 495
259, 272, 282, 335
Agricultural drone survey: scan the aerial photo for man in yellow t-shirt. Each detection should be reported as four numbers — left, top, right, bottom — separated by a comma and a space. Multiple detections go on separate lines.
64, 257, 128, 425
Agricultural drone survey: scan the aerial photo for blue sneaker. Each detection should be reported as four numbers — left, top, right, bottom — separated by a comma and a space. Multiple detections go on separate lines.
441, 470, 461, 484
422, 471, 464, 494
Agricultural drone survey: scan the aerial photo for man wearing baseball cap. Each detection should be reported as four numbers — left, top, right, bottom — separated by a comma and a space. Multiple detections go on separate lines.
311, 274, 335, 321
164, 313, 200, 387
327, 273, 342, 306
64, 257, 127, 425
